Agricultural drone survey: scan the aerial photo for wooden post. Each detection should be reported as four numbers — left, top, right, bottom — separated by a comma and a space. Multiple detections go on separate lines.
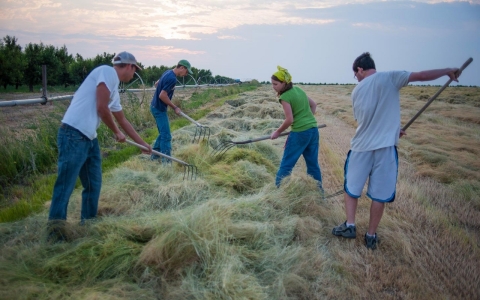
41, 65, 48, 105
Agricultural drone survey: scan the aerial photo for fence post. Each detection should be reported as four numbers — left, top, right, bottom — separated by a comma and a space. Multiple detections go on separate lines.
41, 65, 48, 105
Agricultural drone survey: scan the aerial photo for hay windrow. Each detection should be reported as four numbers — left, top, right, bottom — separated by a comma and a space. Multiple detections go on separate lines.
1, 85, 479, 299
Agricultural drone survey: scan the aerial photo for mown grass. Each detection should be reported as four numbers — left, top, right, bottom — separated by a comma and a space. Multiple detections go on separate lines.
1, 84, 478, 299
0, 82, 261, 222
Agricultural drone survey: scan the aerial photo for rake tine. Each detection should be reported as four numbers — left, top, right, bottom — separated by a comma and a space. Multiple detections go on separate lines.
192, 126, 209, 144
126, 139, 197, 181
192, 165, 198, 180
181, 164, 197, 181
211, 141, 234, 157
180, 112, 210, 144
183, 164, 198, 180
211, 142, 226, 156
211, 124, 328, 158
193, 126, 201, 144
201, 126, 211, 143
215, 143, 236, 159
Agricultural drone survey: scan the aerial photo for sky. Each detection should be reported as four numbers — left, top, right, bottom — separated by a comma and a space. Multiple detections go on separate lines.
1, 0, 479, 86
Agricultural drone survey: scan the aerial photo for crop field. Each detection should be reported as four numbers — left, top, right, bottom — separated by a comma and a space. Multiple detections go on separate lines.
0, 84, 479, 299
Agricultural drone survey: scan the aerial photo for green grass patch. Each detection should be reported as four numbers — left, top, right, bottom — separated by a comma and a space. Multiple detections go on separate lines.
0, 83, 261, 223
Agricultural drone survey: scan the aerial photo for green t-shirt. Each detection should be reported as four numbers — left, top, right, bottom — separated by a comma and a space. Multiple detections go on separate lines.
279, 86, 317, 132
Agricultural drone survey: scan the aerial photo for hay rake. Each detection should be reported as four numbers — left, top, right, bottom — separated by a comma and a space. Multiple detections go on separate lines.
212, 124, 327, 158
322, 188, 344, 200
179, 112, 211, 143
402, 57, 473, 131
126, 140, 198, 180
319, 59, 473, 201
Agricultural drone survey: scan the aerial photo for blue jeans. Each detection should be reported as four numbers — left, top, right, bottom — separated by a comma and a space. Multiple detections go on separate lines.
48, 124, 102, 222
150, 105, 172, 163
276, 127, 322, 188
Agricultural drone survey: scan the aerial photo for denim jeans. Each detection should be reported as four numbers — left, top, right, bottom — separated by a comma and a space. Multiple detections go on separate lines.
276, 127, 322, 188
48, 124, 102, 222
150, 105, 172, 163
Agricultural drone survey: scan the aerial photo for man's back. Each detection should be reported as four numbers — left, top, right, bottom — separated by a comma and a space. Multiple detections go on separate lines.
63, 65, 121, 140
151, 69, 176, 111
350, 71, 410, 152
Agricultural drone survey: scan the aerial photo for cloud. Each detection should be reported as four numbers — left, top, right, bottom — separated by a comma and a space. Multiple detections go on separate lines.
0, 0, 342, 40
0, 1, 478, 85
217, 35, 245, 40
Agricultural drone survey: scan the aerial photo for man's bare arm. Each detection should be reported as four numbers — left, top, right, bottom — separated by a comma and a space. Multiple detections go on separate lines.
112, 110, 151, 154
96, 83, 124, 141
408, 68, 459, 83
159, 90, 181, 115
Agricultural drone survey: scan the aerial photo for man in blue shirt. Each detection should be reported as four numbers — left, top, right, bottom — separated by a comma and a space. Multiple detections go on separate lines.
150, 59, 193, 161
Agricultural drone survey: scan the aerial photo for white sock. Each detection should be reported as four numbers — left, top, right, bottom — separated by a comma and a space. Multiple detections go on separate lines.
366, 232, 375, 237
346, 222, 355, 227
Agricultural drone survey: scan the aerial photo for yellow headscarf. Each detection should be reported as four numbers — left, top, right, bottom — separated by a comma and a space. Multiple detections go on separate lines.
273, 65, 292, 84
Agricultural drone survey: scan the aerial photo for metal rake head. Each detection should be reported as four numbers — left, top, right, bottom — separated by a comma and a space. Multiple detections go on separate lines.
211, 140, 237, 158
192, 125, 211, 144
183, 164, 198, 180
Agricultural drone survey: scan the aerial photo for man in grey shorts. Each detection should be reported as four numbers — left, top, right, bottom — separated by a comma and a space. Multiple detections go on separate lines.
332, 52, 460, 249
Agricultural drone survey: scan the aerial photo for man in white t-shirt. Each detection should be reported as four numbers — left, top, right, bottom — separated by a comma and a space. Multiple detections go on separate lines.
332, 52, 459, 250
48, 51, 152, 242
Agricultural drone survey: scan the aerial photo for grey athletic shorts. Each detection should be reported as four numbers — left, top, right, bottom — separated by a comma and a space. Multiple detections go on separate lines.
344, 146, 398, 202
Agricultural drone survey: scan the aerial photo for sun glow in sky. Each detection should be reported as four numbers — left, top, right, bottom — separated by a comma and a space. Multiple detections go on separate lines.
0, 0, 479, 85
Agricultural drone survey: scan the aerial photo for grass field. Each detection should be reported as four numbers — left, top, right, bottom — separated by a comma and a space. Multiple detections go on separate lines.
0, 83, 479, 299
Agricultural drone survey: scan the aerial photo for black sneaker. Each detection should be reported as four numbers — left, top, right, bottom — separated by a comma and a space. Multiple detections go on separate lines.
364, 233, 379, 250
332, 221, 356, 238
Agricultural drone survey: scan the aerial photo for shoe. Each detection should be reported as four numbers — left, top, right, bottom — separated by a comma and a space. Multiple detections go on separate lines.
149, 156, 160, 161
319, 187, 325, 200
364, 233, 379, 250
46, 225, 67, 243
332, 221, 356, 238
46, 220, 70, 243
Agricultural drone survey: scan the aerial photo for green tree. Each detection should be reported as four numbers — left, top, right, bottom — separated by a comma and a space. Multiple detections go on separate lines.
24, 42, 45, 92
40, 44, 61, 86
93, 52, 115, 67
68, 54, 92, 86
142, 65, 171, 86
0, 35, 25, 89
23, 42, 63, 92
196, 68, 213, 85
55, 45, 74, 87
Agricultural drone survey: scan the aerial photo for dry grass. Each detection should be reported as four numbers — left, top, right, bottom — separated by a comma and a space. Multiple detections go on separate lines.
305, 83, 480, 299
0, 84, 479, 299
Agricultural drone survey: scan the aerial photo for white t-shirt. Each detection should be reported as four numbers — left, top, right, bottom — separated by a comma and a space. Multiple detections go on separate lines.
350, 71, 410, 152
62, 65, 122, 140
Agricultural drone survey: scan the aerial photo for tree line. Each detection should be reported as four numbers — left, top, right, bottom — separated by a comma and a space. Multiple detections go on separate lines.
0, 35, 235, 92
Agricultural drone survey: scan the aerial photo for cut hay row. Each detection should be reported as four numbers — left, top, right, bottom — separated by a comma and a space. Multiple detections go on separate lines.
0, 85, 478, 299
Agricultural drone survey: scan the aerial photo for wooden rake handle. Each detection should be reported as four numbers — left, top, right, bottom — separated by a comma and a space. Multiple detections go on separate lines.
402, 57, 473, 131
125, 139, 190, 166
236, 124, 327, 144
179, 111, 203, 127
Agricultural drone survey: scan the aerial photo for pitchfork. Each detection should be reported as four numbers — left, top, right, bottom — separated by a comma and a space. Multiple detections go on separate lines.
179, 112, 211, 143
212, 124, 327, 158
126, 140, 198, 180
402, 57, 473, 131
